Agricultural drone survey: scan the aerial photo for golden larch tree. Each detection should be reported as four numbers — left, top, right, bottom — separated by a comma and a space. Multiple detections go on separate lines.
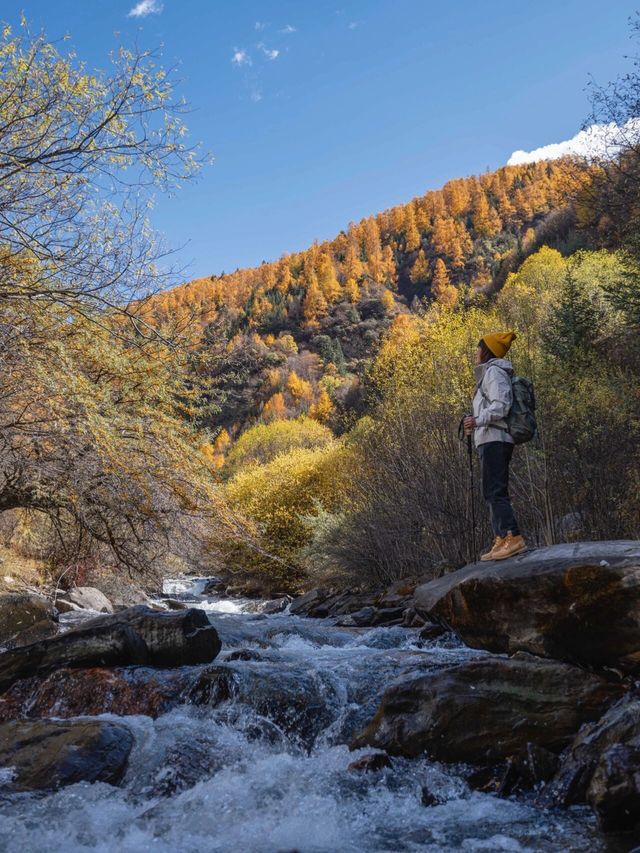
410, 249, 430, 285
344, 277, 360, 303
342, 233, 364, 282
431, 258, 458, 308
317, 252, 341, 303
302, 269, 328, 324
472, 185, 503, 237
403, 205, 421, 251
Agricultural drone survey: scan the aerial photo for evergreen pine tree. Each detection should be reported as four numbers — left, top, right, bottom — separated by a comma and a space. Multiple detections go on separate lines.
545, 269, 603, 363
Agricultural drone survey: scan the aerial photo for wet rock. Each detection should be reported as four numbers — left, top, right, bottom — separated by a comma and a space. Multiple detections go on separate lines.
336, 604, 410, 628
496, 760, 526, 798
224, 649, 264, 662
0, 719, 133, 790
0, 606, 221, 693
401, 608, 425, 628
587, 743, 640, 832
183, 665, 235, 706
335, 607, 377, 628
53, 598, 83, 614
374, 593, 409, 610
324, 590, 375, 616
539, 693, 640, 808
515, 742, 560, 787
202, 577, 226, 595
64, 586, 114, 613
306, 590, 356, 618
225, 580, 268, 599
418, 623, 447, 642
161, 598, 189, 611
466, 745, 557, 799
0, 593, 57, 649
0, 666, 194, 721
370, 607, 406, 627
290, 582, 419, 621
351, 654, 624, 763
289, 588, 379, 619
188, 663, 334, 749
377, 578, 418, 602
261, 597, 290, 615
414, 541, 640, 673
420, 785, 442, 806
466, 764, 507, 794
348, 752, 392, 773
239, 667, 334, 748
148, 739, 225, 797
289, 588, 328, 616
330, 593, 377, 616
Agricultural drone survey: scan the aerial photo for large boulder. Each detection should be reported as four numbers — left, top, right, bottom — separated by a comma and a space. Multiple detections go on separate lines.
0, 605, 221, 693
289, 588, 328, 616
60, 587, 114, 613
0, 719, 133, 790
351, 653, 624, 763
587, 743, 640, 832
187, 663, 334, 749
539, 693, 640, 808
289, 583, 423, 622
0, 665, 196, 721
414, 541, 640, 672
0, 592, 57, 649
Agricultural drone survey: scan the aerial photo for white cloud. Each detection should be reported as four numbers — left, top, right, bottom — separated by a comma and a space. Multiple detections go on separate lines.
281, 24, 296, 33
255, 21, 268, 31
231, 48, 251, 67
258, 43, 280, 60
507, 120, 640, 166
251, 89, 263, 103
127, 0, 163, 18
348, 21, 358, 29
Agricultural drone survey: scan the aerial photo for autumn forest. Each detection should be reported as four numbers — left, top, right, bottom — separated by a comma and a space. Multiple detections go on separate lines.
1, 20, 640, 598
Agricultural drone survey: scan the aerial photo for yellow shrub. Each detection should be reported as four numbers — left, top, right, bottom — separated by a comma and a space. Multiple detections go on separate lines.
225, 442, 346, 562
224, 416, 334, 474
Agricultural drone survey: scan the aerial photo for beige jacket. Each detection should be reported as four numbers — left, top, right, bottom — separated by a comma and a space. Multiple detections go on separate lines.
472, 358, 514, 447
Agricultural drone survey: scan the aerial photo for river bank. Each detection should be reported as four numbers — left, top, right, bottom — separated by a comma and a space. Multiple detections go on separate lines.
0, 542, 639, 851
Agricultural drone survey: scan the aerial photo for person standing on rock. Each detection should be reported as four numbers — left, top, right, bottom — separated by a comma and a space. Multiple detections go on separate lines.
463, 332, 527, 561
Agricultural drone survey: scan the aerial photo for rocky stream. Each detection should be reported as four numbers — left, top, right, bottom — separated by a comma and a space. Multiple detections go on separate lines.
0, 542, 639, 852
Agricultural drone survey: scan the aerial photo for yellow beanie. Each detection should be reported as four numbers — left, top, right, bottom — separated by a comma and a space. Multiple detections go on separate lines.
482, 331, 516, 358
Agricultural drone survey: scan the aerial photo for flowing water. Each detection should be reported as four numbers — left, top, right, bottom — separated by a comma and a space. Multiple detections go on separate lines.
0, 578, 616, 852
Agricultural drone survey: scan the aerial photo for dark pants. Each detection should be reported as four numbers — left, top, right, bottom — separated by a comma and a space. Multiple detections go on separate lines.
478, 441, 520, 537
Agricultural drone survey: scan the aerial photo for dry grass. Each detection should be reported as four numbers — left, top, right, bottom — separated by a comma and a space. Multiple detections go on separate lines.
0, 544, 47, 594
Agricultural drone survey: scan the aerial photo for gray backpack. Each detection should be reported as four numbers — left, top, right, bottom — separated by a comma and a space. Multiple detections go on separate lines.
505, 374, 537, 444
480, 368, 537, 444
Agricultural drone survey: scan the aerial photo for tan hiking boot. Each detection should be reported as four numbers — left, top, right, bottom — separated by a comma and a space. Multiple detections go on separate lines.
480, 536, 504, 561
492, 532, 526, 561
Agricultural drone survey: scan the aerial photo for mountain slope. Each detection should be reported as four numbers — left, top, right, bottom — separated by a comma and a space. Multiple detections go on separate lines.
146, 158, 592, 440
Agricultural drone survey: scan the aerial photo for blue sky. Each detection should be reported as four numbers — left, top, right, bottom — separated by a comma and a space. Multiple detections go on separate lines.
3, 0, 638, 280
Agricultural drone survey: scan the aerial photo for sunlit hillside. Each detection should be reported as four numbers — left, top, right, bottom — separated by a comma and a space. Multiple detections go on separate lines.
144, 159, 594, 442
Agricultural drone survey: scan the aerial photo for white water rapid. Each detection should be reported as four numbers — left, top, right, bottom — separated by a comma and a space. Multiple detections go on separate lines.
0, 578, 608, 852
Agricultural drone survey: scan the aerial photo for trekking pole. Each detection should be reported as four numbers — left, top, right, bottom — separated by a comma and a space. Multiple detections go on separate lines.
458, 414, 478, 564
